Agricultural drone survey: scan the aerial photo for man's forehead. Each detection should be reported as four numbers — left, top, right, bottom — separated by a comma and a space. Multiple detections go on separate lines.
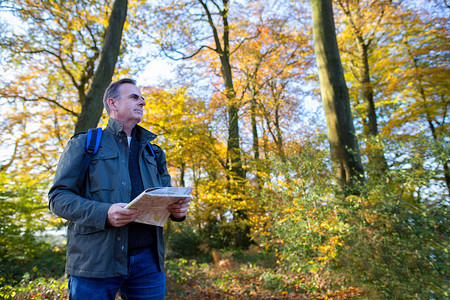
119, 83, 141, 96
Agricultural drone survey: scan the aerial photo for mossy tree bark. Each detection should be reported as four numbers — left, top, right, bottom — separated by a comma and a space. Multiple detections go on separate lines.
310, 0, 365, 190
74, 0, 128, 133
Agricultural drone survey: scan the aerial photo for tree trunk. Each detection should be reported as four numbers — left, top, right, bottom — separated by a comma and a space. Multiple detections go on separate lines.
198, 0, 245, 182
357, 41, 378, 136
336, 0, 388, 174
74, 0, 128, 133
220, 19, 245, 181
250, 86, 261, 189
223, 68, 245, 181
180, 161, 186, 187
357, 40, 388, 173
198, 0, 248, 247
274, 103, 286, 161
310, 0, 365, 189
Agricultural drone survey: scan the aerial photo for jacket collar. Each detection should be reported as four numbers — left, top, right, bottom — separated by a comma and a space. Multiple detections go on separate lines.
107, 117, 157, 143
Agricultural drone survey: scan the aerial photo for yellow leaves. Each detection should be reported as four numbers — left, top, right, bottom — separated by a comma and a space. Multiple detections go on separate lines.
337, 0, 448, 133
1, 1, 118, 172
317, 235, 342, 262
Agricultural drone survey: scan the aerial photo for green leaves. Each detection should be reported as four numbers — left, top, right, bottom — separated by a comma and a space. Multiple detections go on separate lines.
0, 171, 65, 287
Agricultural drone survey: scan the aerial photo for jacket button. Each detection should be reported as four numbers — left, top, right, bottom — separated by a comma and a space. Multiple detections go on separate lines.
117, 236, 122, 241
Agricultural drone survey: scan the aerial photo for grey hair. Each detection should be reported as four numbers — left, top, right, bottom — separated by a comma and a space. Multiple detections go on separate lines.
103, 78, 137, 115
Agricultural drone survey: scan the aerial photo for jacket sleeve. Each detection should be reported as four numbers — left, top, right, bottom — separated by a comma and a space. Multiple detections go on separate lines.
48, 135, 110, 230
170, 215, 186, 222
154, 145, 186, 223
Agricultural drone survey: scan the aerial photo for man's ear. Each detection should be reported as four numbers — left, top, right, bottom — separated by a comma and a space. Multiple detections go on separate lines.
107, 98, 117, 112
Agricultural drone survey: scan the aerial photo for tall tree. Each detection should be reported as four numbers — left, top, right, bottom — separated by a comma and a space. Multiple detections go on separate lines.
227, 3, 314, 186
310, 0, 365, 189
74, 0, 128, 133
146, 0, 246, 182
336, 0, 393, 172
335, 0, 389, 136
378, 8, 450, 195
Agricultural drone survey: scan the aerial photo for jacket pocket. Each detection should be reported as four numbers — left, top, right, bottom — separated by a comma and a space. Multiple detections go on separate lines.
69, 222, 105, 235
144, 152, 158, 168
89, 149, 119, 192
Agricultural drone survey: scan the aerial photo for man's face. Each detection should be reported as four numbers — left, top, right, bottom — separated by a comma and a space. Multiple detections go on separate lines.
112, 83, 146, 126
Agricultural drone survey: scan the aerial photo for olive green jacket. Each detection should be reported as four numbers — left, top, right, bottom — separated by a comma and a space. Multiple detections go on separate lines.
49, 118, 182, 278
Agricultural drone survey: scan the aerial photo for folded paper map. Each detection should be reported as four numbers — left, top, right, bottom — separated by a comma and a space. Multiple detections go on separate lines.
125, 187, 192, 227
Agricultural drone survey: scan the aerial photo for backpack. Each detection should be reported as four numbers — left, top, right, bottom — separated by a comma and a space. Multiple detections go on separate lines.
75, 127, 160, 187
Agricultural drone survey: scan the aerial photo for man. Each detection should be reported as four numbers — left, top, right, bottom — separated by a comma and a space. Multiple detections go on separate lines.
48, 78, 190, 299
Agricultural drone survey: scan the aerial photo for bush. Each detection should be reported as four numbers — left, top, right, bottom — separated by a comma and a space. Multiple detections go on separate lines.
0, 242, 65, 288
256, 135, 449, 298
335, 196, 448, 299
0, 172, 66, 288
0, 277, 68, 299
165, 223, 205, 259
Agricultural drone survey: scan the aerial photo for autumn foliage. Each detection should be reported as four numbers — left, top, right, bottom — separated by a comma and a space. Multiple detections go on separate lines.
0, 0, 448, 299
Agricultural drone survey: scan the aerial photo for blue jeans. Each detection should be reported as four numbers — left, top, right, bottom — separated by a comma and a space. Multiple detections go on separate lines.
68, 248, 165, 300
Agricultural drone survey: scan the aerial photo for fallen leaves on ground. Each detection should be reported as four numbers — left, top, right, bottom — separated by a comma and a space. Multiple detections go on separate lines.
165, 248, 364, 299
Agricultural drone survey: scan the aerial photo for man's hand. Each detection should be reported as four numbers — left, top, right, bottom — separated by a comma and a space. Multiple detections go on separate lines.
106, 203, 141, 227
168, 198, 191, 219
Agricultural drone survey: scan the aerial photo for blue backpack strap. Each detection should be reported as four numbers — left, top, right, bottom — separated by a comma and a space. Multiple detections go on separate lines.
87, 127, 102, 155
147, 142, 156, 157
76, 127, 102, 187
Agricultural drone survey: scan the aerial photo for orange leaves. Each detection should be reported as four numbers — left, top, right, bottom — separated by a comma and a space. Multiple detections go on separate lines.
336, 0, 449, 193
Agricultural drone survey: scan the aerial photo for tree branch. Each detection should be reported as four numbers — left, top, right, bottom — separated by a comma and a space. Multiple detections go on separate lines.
12, 95, 79, 116
0, 139, 19, 172
198, 0, 223, 54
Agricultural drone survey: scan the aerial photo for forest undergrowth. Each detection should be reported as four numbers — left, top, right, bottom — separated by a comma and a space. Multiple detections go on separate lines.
0, 246, 365, 300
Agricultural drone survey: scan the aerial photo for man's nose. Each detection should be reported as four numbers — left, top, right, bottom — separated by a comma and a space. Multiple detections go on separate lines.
138, 97, 145, 106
